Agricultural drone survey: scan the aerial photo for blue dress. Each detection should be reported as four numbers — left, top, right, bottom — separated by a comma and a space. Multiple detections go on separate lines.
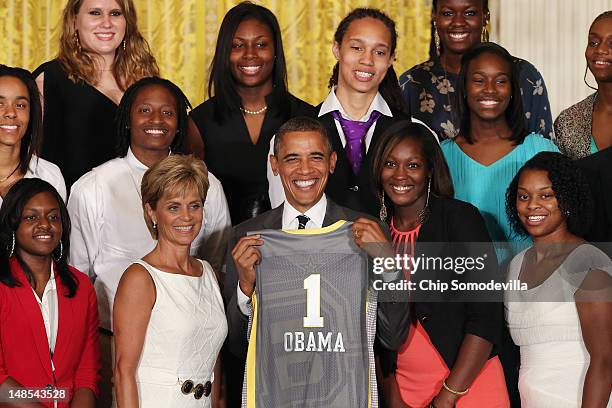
441, 134, 559, 260
400, 56, 553, 141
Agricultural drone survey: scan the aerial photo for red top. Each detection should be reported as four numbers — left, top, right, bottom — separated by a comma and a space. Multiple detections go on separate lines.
0, 257, 100, 407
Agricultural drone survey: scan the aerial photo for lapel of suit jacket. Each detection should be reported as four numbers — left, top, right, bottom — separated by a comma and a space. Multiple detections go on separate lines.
323, 200, 347, 226
52, 266, 74, 374
262, 204, 284, 230
11, 257, 54, 380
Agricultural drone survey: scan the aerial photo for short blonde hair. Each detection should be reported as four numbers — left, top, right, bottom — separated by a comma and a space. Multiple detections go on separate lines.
141, 155, 209, 239
58, 0, 159, 90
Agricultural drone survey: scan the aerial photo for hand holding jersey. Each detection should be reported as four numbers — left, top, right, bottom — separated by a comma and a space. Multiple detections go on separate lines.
232, 234, 263, 298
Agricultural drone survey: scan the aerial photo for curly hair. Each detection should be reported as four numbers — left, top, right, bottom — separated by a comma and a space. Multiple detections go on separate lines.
57, 0, 159, 91
505, 152, 593, 238
115, 77, 191, 157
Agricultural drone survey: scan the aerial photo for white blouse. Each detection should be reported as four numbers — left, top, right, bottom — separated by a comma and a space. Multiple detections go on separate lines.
67, 148, 232, 330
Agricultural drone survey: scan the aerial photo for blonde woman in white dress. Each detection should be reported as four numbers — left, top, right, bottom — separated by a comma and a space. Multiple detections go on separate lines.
504, 152, 612, 408
113, 155, 227, 408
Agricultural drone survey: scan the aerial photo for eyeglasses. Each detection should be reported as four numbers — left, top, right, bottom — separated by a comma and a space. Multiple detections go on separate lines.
180, 380, 211, 400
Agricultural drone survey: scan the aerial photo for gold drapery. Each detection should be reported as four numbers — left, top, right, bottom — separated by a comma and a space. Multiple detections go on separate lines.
0, 0, 431, 106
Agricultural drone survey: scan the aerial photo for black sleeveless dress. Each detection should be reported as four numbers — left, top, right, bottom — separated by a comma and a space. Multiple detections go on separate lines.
34, 60, 118, 190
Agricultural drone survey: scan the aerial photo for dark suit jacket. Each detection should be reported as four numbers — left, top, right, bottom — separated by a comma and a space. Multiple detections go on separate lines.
576, 148, 612, 245
317, 109, 410, 217
380, 197, 503, 374
223, 199, 411, 359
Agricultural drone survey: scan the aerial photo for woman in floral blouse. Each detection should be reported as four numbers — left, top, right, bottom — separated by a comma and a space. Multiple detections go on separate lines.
400, 0, 553, 141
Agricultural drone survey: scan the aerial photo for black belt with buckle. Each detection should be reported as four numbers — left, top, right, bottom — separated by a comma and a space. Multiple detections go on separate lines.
181, 380, 212, 399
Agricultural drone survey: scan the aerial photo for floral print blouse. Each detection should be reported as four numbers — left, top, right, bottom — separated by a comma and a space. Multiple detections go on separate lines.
400, 56, 554, 141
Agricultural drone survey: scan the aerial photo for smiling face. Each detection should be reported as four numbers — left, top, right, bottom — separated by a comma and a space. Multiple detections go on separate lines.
129, 84, 178, 156
333, 17, 393, 98
380, 137, 430, 210
586, 17, 612, 83
75, 0, 126, 58
270, 130, 337, 214
15, 191, 62, 261
516, 169, 568, 242
229, 18, 275, 91
146, 186, 204, 247
465, 51, 512, 124
0, 76, 30, 149
435, 0, 486, 57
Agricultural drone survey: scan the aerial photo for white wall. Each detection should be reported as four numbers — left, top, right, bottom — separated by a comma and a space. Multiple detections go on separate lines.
489, 0, 611, 120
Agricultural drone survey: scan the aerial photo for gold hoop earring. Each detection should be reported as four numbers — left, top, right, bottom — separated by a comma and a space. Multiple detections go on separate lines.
379, 189, 388, 222
481, 25, 490, 42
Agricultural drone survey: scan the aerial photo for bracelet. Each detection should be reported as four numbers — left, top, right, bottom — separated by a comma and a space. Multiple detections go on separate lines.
442, 379, 469, 396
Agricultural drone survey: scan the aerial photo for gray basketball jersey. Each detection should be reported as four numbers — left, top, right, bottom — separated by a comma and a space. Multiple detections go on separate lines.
243, 221, 378, 408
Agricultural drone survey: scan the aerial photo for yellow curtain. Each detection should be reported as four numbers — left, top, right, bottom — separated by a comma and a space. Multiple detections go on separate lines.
0, 0, 431, 106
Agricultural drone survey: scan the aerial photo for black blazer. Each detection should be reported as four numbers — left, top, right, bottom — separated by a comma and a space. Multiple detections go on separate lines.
317, 108, 410, 217
223, 199, 411, 359
576, 148, 612, 245
380, 197, 503, 374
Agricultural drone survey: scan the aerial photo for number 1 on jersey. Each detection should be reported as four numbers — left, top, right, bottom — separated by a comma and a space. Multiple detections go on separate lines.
303, 274, 324, 328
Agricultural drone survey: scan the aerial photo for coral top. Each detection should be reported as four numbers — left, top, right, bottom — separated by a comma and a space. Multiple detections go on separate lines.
390, 221, 509, 408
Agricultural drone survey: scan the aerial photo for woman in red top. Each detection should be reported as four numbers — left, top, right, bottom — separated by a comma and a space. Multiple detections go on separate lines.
0, 178, 100, 407
371, 121, 509, 407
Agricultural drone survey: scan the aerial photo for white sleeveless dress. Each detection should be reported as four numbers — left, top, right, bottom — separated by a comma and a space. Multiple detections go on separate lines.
505, 244, 612, 407
130, 259, 227, 407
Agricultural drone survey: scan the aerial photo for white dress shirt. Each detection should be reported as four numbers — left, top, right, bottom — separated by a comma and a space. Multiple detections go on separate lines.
68, 148, 232, 330
237, 195, 328, 315
0, 155, 67, 207
32, 264, 58, 355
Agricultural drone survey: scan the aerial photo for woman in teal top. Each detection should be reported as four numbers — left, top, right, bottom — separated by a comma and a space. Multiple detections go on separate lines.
441, 43, 559, 258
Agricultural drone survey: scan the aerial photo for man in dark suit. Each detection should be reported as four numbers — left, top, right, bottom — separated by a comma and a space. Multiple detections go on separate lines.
222, 117, 410, 405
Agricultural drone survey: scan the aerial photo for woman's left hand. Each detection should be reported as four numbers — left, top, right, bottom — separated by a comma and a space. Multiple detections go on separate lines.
352, 217, 394, 259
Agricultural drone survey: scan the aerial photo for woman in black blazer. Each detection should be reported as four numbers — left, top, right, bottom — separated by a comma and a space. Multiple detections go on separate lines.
371, 121, 509, 408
